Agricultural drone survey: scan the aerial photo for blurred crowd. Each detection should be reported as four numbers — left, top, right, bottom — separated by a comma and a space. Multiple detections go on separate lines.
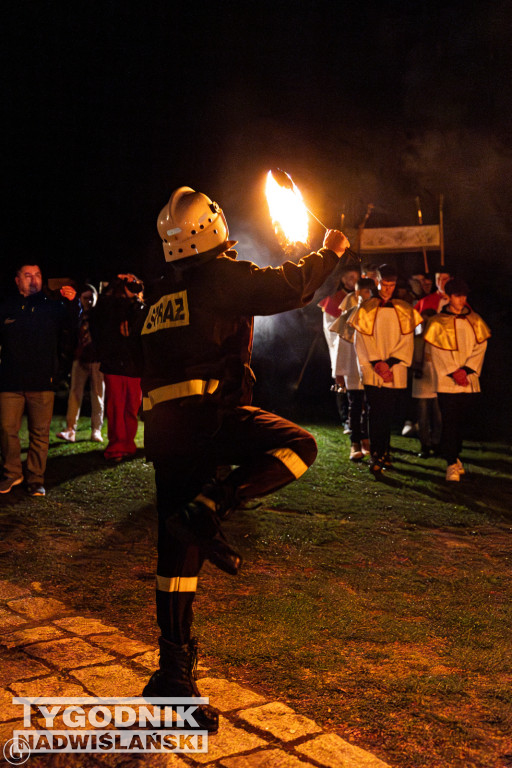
0, 257, 490, 497
321, 261, 490, 481
0, 265, 145, 496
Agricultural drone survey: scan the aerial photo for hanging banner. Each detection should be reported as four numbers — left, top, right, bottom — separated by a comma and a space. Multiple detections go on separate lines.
359, 225, 441, 253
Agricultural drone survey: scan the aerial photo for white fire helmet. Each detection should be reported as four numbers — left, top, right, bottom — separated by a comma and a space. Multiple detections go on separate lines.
157, 186, 232, 262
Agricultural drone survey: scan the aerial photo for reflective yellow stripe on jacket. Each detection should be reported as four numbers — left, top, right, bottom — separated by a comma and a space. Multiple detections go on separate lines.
268, 447, 309, 479
156, 575, 198, 593
143, 379, 220, 411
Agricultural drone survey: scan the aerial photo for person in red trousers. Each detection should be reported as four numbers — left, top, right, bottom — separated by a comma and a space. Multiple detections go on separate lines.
90, 274, 145, 462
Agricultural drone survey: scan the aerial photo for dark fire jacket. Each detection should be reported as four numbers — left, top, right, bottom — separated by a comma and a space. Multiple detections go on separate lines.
136, 246, 346, 411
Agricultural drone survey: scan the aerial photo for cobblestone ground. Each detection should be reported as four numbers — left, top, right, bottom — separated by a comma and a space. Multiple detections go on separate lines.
0, 580, 391, 767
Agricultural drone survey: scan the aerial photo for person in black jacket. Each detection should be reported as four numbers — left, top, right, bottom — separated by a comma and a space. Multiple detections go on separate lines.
89, 273, 145, 462
136, 186, 350, 732
0, 264, 77, 496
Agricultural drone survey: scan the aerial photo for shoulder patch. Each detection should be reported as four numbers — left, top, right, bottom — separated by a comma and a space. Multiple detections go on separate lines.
141, 290, 189, 335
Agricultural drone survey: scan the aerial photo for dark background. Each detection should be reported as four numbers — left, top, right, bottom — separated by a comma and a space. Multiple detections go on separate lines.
3, 0, 512, 433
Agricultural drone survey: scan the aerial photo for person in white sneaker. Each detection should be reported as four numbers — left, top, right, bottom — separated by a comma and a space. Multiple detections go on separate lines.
57, 284, 105, 444
330, 278, 374, 461
424, 278, 490, 482
317, 266, 361, 431
350, 264, 422, 475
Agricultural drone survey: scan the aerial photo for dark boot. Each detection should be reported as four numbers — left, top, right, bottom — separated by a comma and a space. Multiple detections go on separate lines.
143, 636, 219, 733
382, 450, 393, 468
168, 498, 242, 576
369, 454, 384, 476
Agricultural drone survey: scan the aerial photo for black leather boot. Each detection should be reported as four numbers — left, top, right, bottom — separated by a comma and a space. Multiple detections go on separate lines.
142, 636, 219, 733
168, 499, 242, 576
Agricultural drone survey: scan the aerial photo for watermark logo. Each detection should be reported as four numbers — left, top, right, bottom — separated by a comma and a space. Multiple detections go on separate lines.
2, 697, 209, 763
3, 736, 31, 765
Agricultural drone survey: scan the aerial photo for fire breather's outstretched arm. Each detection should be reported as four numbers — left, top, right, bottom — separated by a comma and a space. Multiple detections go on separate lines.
214, 232, 351, 317
323, 229, 351, 257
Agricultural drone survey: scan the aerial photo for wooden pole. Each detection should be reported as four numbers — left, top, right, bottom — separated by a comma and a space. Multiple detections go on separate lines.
415, 196, 429, 273
292, 330, 321, 391
356, 203, 374, 257
439, 194, 445, 266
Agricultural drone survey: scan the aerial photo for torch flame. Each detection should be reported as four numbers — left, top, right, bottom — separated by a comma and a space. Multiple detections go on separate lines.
265, 170, 309, 246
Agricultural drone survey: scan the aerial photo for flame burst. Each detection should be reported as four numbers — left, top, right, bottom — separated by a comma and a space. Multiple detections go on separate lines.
265, 171, 309, 247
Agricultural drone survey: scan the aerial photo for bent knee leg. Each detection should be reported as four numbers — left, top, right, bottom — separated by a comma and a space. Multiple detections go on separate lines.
295, 429, 318, 469
269, 429, 318, 480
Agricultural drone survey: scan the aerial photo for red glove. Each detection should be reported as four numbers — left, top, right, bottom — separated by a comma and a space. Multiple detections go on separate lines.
452, 368, 469, 387
374, 361, 394, 382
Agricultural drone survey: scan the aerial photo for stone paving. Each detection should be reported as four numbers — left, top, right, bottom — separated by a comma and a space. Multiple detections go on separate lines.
0, 580, 391, 767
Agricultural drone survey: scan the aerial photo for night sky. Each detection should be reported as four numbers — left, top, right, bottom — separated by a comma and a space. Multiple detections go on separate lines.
3, 0, 512, 429
4, 1, 511, 284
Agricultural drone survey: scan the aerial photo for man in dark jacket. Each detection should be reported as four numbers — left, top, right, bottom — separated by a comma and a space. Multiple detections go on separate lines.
0, 264, 77, 496
137, 186, 350, 732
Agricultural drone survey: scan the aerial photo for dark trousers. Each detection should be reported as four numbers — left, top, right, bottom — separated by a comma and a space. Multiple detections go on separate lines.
335, 390, 349, 424
437, 392, 475, 465
364, 385, 401, 458
147, 401, 318, 644
415, 396, 442, 449
347, 389, 368, 444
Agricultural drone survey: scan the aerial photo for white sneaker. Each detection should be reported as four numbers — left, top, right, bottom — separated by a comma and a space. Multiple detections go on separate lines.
90, 429, 104, 443
456, 458, 465, 475
57, 429, 75, 442
446, 464, 460, 482
401, 420, 416, 437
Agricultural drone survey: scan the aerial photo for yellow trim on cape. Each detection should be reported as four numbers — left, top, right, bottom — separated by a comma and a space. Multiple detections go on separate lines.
329, 304, 358, 342
349, 298, 422, 336
424, 311, 491, 350
341, 305, 359, 343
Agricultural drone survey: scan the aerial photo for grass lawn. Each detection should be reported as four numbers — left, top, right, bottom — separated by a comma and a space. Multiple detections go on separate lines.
0, 415, 511, 768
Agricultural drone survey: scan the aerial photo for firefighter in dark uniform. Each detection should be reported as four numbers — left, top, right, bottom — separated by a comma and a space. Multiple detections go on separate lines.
138, 186, 350, 731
